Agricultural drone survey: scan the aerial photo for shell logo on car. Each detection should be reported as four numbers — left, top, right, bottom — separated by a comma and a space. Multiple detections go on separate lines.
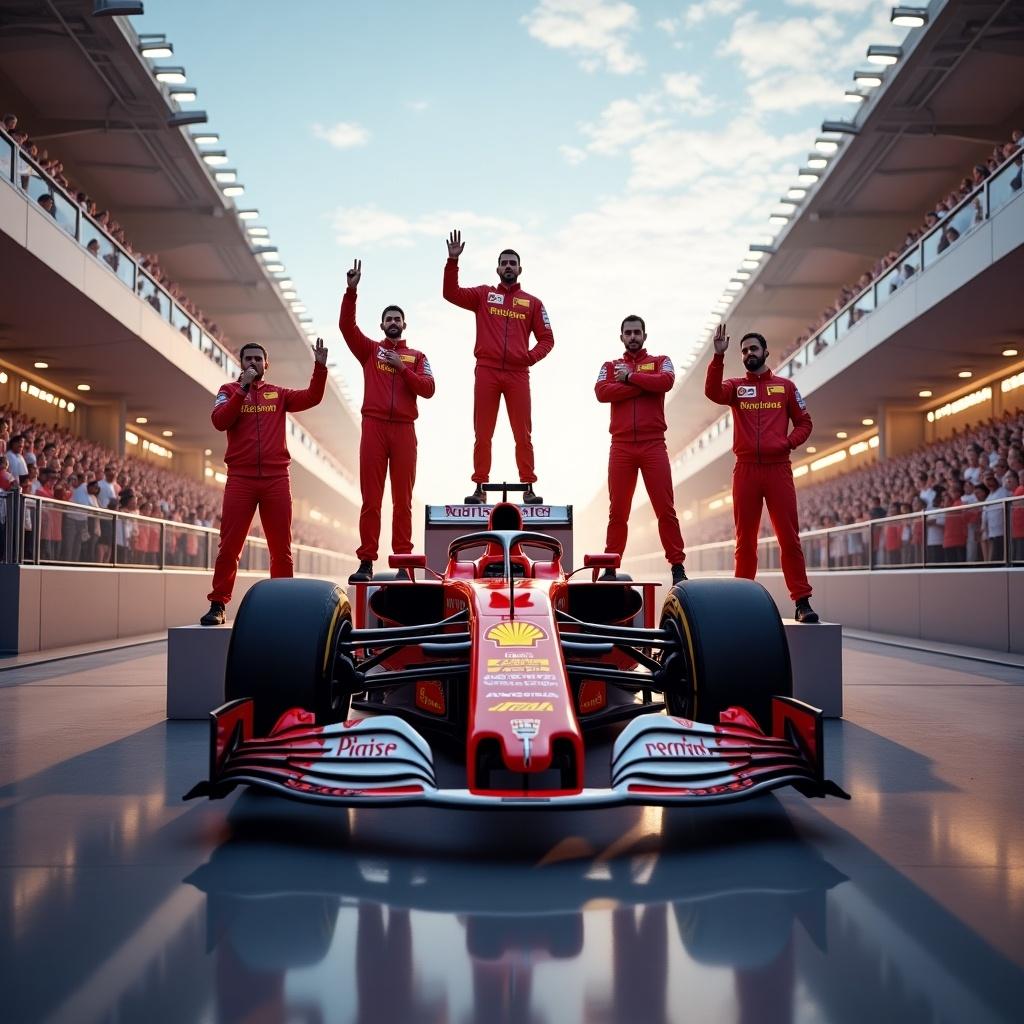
485, 621, 547, 648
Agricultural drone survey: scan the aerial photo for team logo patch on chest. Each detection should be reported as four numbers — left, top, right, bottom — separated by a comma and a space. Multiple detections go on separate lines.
486, 291, 504, 305
737, 385, 757, 398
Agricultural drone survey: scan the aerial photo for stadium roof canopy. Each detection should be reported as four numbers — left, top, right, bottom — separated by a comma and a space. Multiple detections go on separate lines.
0, 0, 356, 447
667, 0, 1024, 455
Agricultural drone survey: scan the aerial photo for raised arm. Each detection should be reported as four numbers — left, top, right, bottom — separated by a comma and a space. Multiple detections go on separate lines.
705, 324, 735, 405
284, 339, 329, 413
339, 259, 376, 364
442, 229, 479, 310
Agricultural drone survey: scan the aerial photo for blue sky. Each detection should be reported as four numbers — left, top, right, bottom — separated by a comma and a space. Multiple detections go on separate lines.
137, 0, 907, 506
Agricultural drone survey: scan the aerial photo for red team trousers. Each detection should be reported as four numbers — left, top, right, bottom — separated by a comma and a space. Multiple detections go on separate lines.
357, 418, 417, 562
733, 462, 812, 601
208, 474, 293, 604
606, 440, 685, 565
473, 365, 535, 484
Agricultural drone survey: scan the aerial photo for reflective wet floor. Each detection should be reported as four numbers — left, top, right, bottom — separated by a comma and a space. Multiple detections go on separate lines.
1, 638, 1022, 1024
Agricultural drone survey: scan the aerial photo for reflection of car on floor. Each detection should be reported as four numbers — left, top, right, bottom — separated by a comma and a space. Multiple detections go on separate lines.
187, 502, 847, 808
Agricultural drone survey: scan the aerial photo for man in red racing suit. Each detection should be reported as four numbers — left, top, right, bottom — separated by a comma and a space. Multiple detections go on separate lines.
201, 338, 328, 625
340, 259, 435, 582
443, 228, 553, 504
595, 315, 686, 584
705, 324, 819, 623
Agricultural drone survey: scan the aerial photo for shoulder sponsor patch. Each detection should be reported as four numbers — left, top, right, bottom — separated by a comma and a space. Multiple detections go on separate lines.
486, 291, 504, 305
794, 387, 807, 410
422, 358, 433, 376
737, 385, 757, 398
597, 364, 609, 382
662, 356, 675, 374
541, 305, 551, 328
214, 392, 230, 406
767, 385, 785, 395
263, 391, 278, 399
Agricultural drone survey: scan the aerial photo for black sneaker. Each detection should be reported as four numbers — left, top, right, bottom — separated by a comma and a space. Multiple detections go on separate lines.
599, 568, 617, 580
795, 598, 819, 624
522, 486, 543, 505
200, 601, 225, 626
671, 563, 687, 585
465, 485, 486, 504
348, 560, 373, 583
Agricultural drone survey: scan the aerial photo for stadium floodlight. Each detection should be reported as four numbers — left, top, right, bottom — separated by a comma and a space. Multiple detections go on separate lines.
918, 389, 932, 398
169, 87, 198, 102
282, 289, 297, 299
167, 111, 207, 128
734, 271, 751, 280
957, 370, 972, 379
299, 315, 314, 323
34, 361, 49, 369
844, 91, 867, 104
1003, 348, 1019, 357
786, 188, 808, 200
748, 244, 775, 254
191, 131, 219, 144
154, 66, 187, 84
769, 214, 791, 226
201, 150, 229, 166
76, 383, 91, 391
278, 278, 294, 288
222, 184, 245, 197
237, 209, 259, 220
265, 262, 285, 272
891, 6, 928, 27
797, 168, 821, 184
866, 44, 902, 66
853, 70, 883, 88
725, 282, 743, 292
862, 418, 875, 426
139, 35, 172, 57
807, 154, 830, 168
814, 137, 840, 154
291, 304, 308, 313
822, 120, 859, 135
256, 247, 281, 259
214, 169, 238, 183
92, 1, 144, 15
246, 226, 269, 237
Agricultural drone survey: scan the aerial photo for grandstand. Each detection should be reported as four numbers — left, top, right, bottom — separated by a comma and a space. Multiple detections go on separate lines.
0, 6, 378, 651
580, 0, 1024, 651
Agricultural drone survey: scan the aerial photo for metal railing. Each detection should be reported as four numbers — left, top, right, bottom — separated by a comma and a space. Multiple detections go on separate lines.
0, 490, 349, 579
676, 148, 1024, 469
630, 496, 1024, 575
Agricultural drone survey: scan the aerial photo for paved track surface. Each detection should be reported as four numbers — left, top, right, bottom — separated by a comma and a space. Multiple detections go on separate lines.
1, 638, 1021, 1024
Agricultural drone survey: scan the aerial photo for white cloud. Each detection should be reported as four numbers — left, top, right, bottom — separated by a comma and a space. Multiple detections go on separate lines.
662, 71, 716, 116
720, 11, 840, 76
580, 96, 667, 155
785, 0, 873, 11
331, 207, 521, 249
406, 99, 430, 112
686, 0, 743, 26
747, 70, 846, 112
312, 121, 369, 149
559, 144, 588, 165
655, 17, 678, 35
523, 0, 645, 74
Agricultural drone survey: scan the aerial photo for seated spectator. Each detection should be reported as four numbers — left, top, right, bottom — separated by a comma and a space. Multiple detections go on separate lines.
37, 193, 55, 216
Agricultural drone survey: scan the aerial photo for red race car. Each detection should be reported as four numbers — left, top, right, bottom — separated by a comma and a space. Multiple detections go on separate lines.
187, 502, 847, 808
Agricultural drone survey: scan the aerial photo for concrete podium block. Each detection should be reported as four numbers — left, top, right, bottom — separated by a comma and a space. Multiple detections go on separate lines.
782, 619, 842, 718
167, 624, 231, 720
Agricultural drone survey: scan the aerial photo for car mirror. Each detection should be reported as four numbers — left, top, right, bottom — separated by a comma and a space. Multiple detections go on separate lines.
389, 554, 427, 569
583, 553, 620, 569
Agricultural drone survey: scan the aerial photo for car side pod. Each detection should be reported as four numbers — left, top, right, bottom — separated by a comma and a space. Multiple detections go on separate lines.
610, 697, 849, 803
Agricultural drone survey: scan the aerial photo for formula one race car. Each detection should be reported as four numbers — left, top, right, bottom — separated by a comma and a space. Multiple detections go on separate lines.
187, 502, 848, 808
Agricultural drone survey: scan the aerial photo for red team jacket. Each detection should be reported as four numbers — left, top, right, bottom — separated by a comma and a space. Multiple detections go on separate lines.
705, 352, 812, 463
211, 362, 327, 477
339, 289, 435, 421
595, 349, 675, 442
442, 259, 554, 370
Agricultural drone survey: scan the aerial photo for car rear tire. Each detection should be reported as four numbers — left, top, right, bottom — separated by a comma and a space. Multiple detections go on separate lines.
658, 578, 791, 732
225, 578, 351, 734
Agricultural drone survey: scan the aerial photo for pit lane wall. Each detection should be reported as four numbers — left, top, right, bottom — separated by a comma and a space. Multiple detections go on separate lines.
0, 564, 349, 655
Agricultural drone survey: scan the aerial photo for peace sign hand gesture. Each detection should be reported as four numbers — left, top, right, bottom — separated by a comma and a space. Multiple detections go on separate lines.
447, 229, 465, 259
346, 259, 361, 289
312, 337, 328, 365
713, 322, 730, 354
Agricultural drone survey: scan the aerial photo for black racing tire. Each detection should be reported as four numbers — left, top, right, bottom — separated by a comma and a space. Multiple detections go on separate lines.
658, 578, 791, 732
225, 578, 351, 735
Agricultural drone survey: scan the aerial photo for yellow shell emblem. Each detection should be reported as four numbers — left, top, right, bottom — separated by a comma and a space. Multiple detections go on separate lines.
486, 621, 547, 648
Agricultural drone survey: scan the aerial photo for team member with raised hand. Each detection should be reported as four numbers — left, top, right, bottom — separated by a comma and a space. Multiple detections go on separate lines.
705, 323, 819, 622
341, 259, 435, 583
443, 229, 554, 504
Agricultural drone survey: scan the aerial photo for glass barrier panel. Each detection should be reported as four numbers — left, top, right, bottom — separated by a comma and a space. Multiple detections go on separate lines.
1009, 497, 1024, 566
0, 133, 12, 181
850, 286, 874, 325
136, 273, 168, 318
923, 508, 948, 566
875, 266, 899, 306
51, 188, 78, 237
843, 524, 870, 569
171, 304, 196, 343
886, 249, 920, 295
980, 497, 1009, 564
163, 522, 207, 568
989, 154, 1022, 215
20, 496, 39, 563
19, 155, 50, 203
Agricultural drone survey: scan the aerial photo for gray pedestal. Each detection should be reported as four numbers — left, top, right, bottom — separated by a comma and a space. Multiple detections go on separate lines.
166, 624, 231, 720
782, 619, 843, 717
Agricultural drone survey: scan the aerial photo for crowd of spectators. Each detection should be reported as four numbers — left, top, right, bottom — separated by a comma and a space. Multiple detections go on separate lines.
2, 112, 229, 348
685, 409, 1024, 564
0, 405, 350, 562
778, 129, 1022, 364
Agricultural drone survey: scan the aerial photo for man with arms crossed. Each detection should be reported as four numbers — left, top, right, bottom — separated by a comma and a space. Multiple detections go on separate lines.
595, 315, 686, 584
340, 259, 435, 583
200, 338, 328, 625
705, 324, 819, 623
443, 229, 554, 504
